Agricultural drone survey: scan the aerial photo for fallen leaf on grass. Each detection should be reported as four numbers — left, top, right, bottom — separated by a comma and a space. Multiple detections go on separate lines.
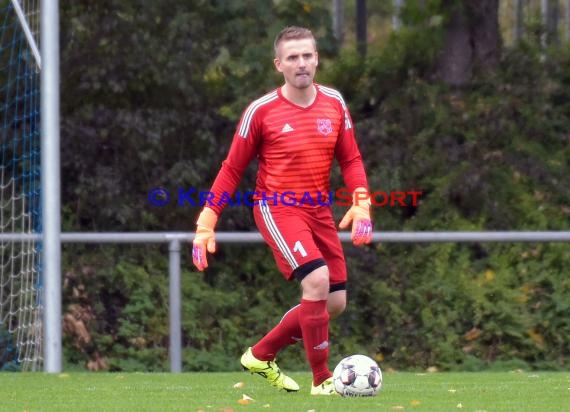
457, 403, 463, 409
233, 382, 245, 389
410, 400, 420, 406
237, 394, 254, 405
448, 389, 457, 393
392, 406, 405, 410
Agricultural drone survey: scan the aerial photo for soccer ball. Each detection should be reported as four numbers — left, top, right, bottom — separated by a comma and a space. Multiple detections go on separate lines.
332, 354, 383, 397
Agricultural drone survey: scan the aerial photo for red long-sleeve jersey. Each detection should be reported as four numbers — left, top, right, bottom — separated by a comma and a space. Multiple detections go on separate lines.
207, 84, 368, 215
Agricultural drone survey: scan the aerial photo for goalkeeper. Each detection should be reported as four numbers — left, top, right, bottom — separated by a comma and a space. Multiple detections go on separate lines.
192, 26, 372, 396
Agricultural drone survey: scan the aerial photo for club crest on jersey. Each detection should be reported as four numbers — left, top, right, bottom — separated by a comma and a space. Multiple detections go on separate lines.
317, 118, 333, 136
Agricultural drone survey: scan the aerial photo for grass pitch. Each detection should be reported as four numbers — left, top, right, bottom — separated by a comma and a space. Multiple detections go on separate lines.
1, 371, 569, 412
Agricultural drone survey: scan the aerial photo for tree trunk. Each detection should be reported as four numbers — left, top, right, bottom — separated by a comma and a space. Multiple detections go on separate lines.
438, 0, 501, 87
356, 0, 367, 57
546, 0, 560, 45
566, 0, 570, 42
514, 0, 524, 43
393, 0, 404, 31
332, 0, 344, 46
541, 0, 548, 47
467, 0, 501, 75
439, 1, 472, 87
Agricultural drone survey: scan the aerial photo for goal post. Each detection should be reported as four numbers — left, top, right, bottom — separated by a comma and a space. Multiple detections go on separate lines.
10, 0, 41, 69
40, 0, 62, 374
0, 0, 42, 371
1, 0, 60, 372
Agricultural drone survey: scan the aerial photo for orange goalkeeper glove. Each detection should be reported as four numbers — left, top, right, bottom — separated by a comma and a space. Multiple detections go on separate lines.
338, 187, 373, 246
192, 207, 218, 271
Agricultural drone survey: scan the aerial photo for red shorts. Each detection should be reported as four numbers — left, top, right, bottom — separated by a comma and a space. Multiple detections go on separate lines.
253, 200, 347, 287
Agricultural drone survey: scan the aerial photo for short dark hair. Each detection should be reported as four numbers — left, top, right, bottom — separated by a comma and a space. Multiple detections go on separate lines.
273, 26, 316, 56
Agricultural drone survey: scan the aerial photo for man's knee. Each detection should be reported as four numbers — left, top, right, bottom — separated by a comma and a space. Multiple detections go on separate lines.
299, 265, 330, 300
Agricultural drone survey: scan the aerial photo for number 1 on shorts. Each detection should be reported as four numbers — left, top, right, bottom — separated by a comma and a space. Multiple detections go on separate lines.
293, 240, 307, 257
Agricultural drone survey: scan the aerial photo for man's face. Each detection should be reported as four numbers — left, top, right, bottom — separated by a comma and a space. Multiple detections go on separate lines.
274, 38, 318, 90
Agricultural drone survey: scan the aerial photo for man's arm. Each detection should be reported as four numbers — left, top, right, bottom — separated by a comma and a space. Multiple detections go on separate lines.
192, 106, 261, 271
334, 101, 373, 246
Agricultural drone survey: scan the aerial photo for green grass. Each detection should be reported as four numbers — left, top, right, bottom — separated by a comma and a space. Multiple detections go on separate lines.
1, 371, 569, 412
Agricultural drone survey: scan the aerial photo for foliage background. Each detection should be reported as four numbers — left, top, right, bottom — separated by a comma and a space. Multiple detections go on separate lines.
17, 0, 570, 372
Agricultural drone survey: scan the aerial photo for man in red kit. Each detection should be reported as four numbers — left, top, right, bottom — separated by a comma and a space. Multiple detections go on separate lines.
192, 26, 372, 395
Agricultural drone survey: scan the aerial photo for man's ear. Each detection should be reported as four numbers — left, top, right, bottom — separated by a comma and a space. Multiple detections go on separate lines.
274, 57, 282, 73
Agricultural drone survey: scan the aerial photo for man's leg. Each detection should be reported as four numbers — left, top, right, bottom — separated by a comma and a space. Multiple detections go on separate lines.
295, 265, 338, 395
252, 288, 347, 361
243, 202, 343, 393
327, 289, 347, 319
251, 304, 302, 360
242, 284, 346, 395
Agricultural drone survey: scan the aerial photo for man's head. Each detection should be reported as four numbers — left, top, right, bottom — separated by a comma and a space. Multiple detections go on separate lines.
273, 26, 316, 57
273, 26, 318, 90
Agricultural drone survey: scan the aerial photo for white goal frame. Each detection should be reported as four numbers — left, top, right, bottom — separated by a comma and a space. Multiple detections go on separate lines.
40, 0, 61, 373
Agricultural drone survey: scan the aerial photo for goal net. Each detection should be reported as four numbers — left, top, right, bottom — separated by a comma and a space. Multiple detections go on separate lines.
0, 0, 42, 371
